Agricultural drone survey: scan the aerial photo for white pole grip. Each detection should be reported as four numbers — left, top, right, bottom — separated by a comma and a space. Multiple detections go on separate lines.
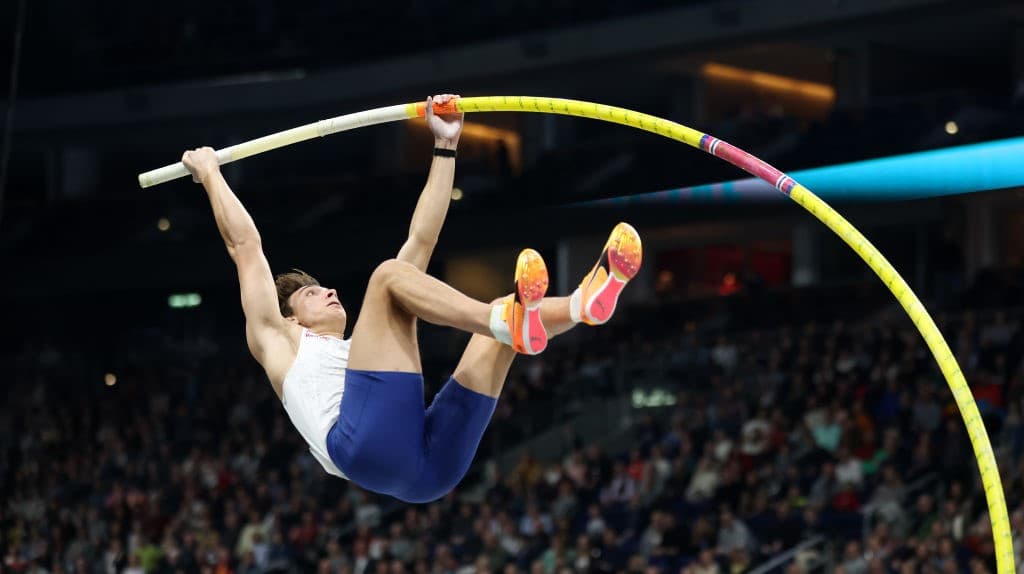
138, 105, 411, 188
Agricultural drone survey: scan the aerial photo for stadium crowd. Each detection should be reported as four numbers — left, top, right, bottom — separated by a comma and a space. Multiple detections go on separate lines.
2, 288, 1024, 574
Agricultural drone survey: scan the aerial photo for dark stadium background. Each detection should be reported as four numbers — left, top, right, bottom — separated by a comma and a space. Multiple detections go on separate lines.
2, 1, 1024, 572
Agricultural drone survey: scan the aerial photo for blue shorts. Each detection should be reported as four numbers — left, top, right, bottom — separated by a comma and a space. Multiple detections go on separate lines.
326, 369, 497, 503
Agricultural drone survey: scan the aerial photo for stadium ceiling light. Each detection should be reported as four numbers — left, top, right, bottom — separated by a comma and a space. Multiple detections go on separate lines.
168, 293, 202, 309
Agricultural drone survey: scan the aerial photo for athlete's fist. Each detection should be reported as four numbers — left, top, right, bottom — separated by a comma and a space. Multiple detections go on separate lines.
182, 147, 221, 184
426, 94, 463, 149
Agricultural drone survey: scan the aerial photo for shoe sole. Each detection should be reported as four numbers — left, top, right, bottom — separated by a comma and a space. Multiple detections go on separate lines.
514, 248, 549, 354
583, 223, 642, 325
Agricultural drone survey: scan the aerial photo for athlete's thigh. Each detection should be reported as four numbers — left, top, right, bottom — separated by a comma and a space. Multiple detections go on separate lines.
347, 272, 421, 373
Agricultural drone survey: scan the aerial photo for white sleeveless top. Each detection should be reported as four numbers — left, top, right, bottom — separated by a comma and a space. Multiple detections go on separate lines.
281, 328, 350, 478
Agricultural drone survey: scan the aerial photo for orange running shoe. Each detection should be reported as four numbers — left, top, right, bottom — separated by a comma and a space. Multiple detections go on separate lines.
492, 248, 549, 355
576, 222, 643, 325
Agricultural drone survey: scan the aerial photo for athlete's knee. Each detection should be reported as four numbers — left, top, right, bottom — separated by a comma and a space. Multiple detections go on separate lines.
367, 259, 414, 296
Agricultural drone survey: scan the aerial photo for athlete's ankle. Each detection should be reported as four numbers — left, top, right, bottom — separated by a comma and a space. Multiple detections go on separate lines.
569, 287, 583, 323
489, 301, 513, 346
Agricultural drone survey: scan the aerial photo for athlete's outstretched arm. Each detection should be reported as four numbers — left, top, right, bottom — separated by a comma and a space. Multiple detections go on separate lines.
396, 94, 464, 272
183, 148, 289, 369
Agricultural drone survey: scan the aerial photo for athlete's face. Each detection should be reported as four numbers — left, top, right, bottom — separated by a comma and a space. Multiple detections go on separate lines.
287, 284, 347, 334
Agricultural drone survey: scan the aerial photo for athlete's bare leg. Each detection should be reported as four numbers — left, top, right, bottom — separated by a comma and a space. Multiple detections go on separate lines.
451, 222, 643, 397
453, 297, 575, 397
346, 259, 496, 373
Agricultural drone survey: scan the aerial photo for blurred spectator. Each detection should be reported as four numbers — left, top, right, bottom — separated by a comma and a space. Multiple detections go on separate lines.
716, 508, 754, 555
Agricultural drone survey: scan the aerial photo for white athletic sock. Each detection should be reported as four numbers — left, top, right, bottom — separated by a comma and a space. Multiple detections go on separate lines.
569, 287, 583, 323
490, 303, 513, 346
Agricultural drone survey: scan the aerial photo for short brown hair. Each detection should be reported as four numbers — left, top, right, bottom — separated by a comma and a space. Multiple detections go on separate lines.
275, 269, 320, 317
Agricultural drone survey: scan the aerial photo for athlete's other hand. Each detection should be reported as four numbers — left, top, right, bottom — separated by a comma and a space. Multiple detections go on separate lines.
182, 147, 221, 184
426, 94, 463, 149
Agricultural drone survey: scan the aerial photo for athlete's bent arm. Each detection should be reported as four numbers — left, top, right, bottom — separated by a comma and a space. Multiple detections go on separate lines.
396, 94, 464, 271
183, 147, 293, 390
